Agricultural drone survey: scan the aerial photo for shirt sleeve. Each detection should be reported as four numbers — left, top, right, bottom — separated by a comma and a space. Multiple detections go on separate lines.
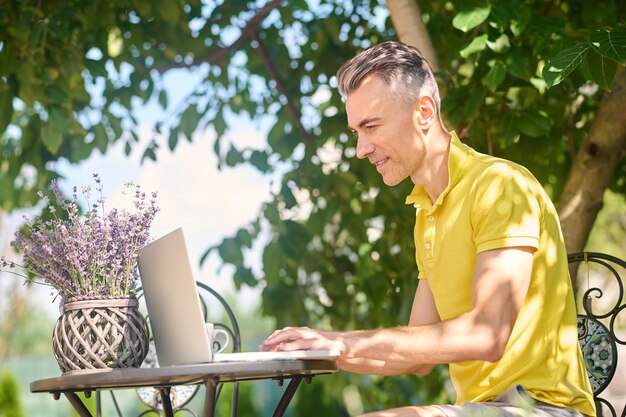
471, 163, 542, 254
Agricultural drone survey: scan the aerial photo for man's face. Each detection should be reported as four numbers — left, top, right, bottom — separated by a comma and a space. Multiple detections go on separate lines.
346, 75, 424, 186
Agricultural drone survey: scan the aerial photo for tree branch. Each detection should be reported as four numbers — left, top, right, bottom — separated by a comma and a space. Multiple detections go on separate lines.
386, 0, 439, 71
253, 32, 312, 143
156, 0, 285, 71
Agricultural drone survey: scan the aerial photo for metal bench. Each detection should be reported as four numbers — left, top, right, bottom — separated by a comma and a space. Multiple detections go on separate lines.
570, 252, 626, 417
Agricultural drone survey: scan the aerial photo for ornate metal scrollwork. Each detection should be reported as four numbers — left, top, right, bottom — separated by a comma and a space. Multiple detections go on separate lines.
570, 252, 626, 417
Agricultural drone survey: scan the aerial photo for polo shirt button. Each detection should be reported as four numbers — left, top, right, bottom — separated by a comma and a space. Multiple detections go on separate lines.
425, 242, 431, 250
428, 216, 435, 222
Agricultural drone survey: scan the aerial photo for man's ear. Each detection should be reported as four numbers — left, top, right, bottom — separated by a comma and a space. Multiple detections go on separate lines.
413, 96, 437, 129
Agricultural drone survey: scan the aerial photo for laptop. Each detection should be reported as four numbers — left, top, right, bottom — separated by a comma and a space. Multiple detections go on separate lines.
137, 227, 340, 366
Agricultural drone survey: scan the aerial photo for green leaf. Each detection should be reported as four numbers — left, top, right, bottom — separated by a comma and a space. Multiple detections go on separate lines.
589, 26, 626, 65
453, 6, 491, 33
225, 146, 244, 166
213, 110, 227, 136
543, 43, 589, 88
142, 142, 158, 162
218, 238, 244, 265
179, 105, 200, 142
464, 86, 486, 120
48, 106, 72, 132
84, 58, 107, 78
517, 112, 551, 138
249, 150, 270, 172
236, 228, 253, 248
482, 62, 507, 91
168, 128, 179, 151
505, 51, 532, 80
42, 124, 63, 154
262, 241, 283, 282
44, 84, 68, 105
489, 5, 510, 29
93, 124, 108, 154
158, 89, 168, 109
486, 34, 510, 53
494, 113, 519, 144
107, 114, 123, 140
280, 182, 297, 208
509, 8, 530, 37
68, 135, 92, 162
460, 34, 489, 58
234, 266, 256, 288
583, 49, 618, 91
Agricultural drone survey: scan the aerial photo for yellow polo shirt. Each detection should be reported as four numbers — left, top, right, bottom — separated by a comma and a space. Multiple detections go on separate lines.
405, 132, 595, 416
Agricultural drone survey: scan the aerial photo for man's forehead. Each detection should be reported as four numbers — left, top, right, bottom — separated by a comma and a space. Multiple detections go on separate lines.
345, 76, 392, 127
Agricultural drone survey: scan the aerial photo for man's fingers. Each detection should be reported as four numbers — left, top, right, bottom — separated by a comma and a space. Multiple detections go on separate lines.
259, 326, 345, 355
274, 339, 315, 352
260, 327, 302, 350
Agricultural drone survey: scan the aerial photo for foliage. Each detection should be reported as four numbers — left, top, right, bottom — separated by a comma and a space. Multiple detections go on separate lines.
0, 371, 25, 417
1, 0, 626, 414
0, 0, 204, 211
0, 175, 158, 300
543, 24, 626, 89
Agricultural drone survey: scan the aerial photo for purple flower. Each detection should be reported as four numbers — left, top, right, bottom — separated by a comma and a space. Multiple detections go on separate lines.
1, 175, 159, 301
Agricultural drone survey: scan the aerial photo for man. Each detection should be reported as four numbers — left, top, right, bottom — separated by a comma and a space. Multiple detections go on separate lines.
261, 41, 595, 417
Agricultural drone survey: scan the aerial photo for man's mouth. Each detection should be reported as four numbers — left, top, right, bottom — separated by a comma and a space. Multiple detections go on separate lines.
374, 158, 389, 172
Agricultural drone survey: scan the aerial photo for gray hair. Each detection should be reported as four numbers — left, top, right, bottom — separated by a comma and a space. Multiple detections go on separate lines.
336, 41, 441, 114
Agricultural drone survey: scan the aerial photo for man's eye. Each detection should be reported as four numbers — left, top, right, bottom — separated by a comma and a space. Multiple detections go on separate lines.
365, 125, 377, 130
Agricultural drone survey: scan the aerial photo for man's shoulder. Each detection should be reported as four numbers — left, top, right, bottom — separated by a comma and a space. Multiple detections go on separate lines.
468, 152, 539, 186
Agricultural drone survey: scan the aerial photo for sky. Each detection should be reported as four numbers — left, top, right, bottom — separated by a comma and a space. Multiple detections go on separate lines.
0, 68, 275, 319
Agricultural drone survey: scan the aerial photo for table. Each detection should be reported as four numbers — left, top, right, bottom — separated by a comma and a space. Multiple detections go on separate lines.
31, 358, 338, 417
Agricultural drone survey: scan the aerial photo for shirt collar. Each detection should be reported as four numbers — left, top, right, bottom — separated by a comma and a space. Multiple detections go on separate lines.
405, 131, 470, 209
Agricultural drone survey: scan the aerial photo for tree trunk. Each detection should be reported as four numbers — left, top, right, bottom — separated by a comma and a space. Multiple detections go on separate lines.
386, 0, 439, 71
558, 66, 626, 254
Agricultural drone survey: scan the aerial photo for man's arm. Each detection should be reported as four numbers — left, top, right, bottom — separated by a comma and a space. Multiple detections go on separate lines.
261, 247, 533, 367
338, 278, 441, 376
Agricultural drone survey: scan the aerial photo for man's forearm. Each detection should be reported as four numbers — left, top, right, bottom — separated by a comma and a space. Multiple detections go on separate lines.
338, 357, 435, 376
340, 311, 507, 365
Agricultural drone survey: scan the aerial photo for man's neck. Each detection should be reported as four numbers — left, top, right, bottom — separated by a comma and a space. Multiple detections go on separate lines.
412, 128, 451, 204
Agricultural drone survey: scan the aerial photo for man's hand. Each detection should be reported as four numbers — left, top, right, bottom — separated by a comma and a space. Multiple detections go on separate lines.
259, 326, 347, 354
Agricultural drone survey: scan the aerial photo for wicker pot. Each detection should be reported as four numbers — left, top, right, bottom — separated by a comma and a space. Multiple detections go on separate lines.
52, 296, 149, 374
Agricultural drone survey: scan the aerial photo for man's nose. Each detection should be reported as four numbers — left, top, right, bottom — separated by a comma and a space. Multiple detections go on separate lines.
356, 136, 375, 159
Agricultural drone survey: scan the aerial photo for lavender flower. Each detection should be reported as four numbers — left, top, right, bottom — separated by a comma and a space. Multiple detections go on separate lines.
0, 175, 159, 301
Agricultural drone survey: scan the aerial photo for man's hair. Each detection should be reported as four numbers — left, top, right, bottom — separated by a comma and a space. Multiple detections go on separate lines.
336, 41, 441, 114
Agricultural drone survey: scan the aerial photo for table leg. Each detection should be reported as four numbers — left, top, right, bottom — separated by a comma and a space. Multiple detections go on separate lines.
272, 378, 302, 417
203, 380, 217, 417
64, 392, 93, 417
159, 388, 175, 417
96, 391, 102, 417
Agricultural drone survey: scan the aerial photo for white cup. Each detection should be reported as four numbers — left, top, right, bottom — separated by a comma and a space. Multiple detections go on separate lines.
205, 323, 230, 358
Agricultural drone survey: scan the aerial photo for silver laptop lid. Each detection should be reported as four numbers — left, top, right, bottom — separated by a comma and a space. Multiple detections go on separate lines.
137, 228, 212, 366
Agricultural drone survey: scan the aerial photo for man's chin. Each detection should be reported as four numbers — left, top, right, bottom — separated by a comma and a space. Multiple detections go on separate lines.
381, 175, 403, 186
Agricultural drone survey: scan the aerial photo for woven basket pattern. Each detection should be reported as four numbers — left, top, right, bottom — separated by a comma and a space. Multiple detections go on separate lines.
52, 296, 149, 374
